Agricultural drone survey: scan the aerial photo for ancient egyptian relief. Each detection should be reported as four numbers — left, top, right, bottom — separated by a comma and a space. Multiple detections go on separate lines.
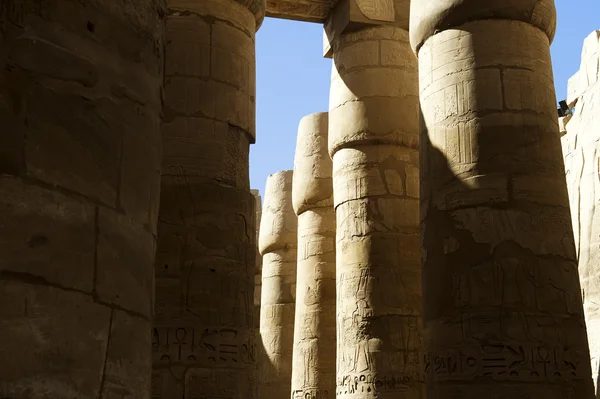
355, 0, 394, 22
291, 113, 336, 399
328, 22, 424, 398
266, 0, 330, 22
258, 171, 298, 399
413, 3, 594, 394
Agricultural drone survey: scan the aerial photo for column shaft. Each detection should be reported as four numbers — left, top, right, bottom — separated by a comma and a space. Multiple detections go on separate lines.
329, 26, 424, 399
259, 170, 298, 398
153, 0, 264, 397
252, 189, 263, 399
291, 113, 336, 399
411, 1, 595, 397
253, 189, 263, 332
0, 1, 165, 397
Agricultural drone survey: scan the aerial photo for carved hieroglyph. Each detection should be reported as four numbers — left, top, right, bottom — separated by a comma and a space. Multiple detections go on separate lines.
562, 30, 600, 397
328, 24, 425, 398
258, 170, 298, 398
412, 2, 595, 397
355, 0, 395, 22
291, 113, 336, 399
153, 0, 263, 398
266, 0, 331, 22
0, 2, 164, 397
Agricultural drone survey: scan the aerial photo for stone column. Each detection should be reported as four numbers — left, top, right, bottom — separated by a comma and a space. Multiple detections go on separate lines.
291, 113, 336, 399
252, 189, 263, 399
258, 170, 297, 399
252, 189, 263, 332
411, 1, 595, 397
0, 2, 165, 398
153, 0, 264, 397
562, 30, 600, 396
325, 1, 424, 397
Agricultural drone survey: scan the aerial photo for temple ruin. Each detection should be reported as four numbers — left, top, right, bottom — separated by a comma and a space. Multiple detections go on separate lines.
1, 0, 600, 398
562, 29, 600, 395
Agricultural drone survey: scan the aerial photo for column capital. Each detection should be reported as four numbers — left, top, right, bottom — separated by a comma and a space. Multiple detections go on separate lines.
258, 170, 296, 255
409, 0, 557, 54
323, 0, 409, 58
292, 112, 333, 215
236, 0, 266, 30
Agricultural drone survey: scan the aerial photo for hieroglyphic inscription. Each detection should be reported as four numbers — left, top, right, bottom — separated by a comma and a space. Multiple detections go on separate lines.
292, 388, 332, 399
152, 327, 255, 366
425, 345, 585, 382
265, 0, 330, 22
336, 268, 423, 396
355, 0, 394, 22
185, 369, 255, 399
336, 374, 413, 395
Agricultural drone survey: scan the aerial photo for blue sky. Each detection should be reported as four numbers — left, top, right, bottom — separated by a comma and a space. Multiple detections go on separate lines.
251, 1, 600, 196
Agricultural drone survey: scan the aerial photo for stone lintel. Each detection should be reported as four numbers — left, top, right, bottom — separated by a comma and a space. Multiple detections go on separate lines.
322, 0, 408, 58
266, 0, 332, 23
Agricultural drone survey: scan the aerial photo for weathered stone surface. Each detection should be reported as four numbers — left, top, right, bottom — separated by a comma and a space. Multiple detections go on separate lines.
291, 113, 336, 399
266, 0, 331, 22
258, 170, 298, 399
413, 1, 594, 397
409, 0, 557, 52
562, 29, 600, 397
323, 0, 411, 58
328, 23, 425, 399
0, 1, 165, 397
252, 189, 263, 331
153, 0, 260, 397
252, 189, 263, 399
567, 31, 600, 107
266, 0, 412, 26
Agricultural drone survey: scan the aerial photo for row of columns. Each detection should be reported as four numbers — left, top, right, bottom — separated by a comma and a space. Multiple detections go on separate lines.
254, 1, 596, 399
0, 0, 596, 398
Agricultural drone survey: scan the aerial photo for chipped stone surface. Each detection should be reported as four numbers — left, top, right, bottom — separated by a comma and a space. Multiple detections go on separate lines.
562, 29, 600, 397
258, 170, 298, 399
0, 1, 165, 397
153, 0, 261, 398
328, 21, 425, 398
291, 113, 336, 399
413, 2, 594, 397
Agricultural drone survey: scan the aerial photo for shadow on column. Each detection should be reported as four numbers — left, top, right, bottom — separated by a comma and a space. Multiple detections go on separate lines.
417, 21, 594, 398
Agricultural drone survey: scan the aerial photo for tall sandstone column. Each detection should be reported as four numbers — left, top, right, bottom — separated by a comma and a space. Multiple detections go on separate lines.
562, 30, 600, 395
258, 170, 298, 398
325, 1, 424, 397
253, 189, 263, 332
0, 1, 165, 397
252, 189, 263, 399
411, 1, 595, 397
153, 0, 264, 397
291, 113, 336, 399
